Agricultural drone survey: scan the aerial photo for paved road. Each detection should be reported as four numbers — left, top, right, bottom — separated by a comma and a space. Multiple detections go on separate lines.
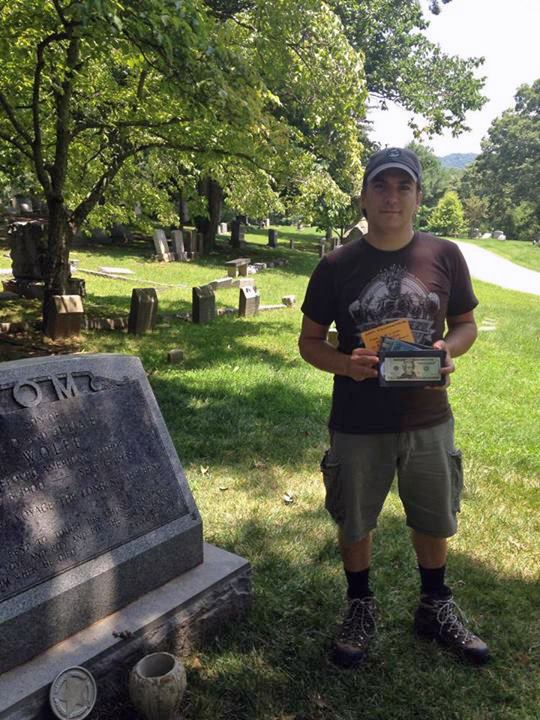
451, 240, 540, 296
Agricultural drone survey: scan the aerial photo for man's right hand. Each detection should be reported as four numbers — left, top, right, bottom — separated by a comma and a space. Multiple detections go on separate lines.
346, 347, 379, 382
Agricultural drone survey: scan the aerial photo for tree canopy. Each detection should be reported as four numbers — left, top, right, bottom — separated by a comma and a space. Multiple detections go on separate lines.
460, 79, 540, 241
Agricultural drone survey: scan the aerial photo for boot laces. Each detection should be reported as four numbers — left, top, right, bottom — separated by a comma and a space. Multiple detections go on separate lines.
433, 597, 474, 644
339, 598, 376, 645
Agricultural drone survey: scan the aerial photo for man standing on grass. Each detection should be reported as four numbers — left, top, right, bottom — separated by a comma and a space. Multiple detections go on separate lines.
298, 147, 490, 667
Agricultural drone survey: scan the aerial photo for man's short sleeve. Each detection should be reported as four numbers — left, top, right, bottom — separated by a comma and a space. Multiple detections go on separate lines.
447, 244, 479, 316
301, 257, 337, 327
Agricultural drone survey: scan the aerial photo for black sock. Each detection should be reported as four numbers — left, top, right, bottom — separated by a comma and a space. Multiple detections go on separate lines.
418, 564, 450, 597
345, 568, 372, 600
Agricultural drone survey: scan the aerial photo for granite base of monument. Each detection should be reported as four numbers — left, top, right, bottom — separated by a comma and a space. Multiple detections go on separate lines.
0, 543, 251, 720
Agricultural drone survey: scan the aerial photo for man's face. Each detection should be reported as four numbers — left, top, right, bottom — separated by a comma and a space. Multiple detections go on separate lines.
361, 169, 422, 233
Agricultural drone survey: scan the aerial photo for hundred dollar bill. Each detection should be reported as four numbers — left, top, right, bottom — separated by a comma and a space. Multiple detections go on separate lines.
382, 357, 441, 382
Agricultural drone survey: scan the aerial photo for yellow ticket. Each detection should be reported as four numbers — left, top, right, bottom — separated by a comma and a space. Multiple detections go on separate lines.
360, 318, 414, 352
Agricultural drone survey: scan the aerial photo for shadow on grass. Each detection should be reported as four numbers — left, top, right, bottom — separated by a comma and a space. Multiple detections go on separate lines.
93, 511, 540, 720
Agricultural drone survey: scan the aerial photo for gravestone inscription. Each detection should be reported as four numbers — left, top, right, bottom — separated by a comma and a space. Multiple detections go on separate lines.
0, 354, 202, 673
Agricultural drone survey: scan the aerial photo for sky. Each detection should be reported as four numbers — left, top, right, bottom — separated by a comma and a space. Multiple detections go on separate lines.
368, 0, 540, 156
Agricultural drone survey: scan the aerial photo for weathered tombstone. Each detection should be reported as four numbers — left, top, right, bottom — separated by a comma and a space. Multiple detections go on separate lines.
128, 288, 158, 334
238, 286, 260, 318
45, 295, 84, 340
0, 354, 251, 717
167, 349, 184, 364
230, 220, 245, 248
282, 295, 296, 307
289, 237, 295, 250
268, 229, 278, 248
209, 277, 233, 291
183, 229, 193, 254
492, 230, 505, 239
8, 220, 48, 281
318, 241, 326, 258
172, 230, 186, 260
153, 229, 169, 258
192, 285, 216, 324
195, 232, 205, 256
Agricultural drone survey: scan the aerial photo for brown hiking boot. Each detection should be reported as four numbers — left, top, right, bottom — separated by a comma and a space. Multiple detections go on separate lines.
414, 593, 490, 665
332, 595, 377, 668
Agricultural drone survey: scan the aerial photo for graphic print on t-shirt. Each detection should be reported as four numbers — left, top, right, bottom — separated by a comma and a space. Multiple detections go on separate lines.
348, 264, 440, 345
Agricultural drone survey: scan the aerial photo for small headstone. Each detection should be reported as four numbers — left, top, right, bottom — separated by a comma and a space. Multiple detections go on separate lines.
195, 232, 205, 255
219, 222, 228, 235
289, 237, 295, 250
45, 295, 84, 340
492, 230, 505, 239
238, 286, 260, 318
268, 229, 278, 248
318, 241, 326, 258
128, 288, 158, 334
192, 285, 216, 324
167, 349, 184, 364
481, 232, 491, 239
265, 218, 271, 228
98, 266, 134, 275
282, 295, 296, 307
172, 230, 186, 260
183, 230, 194, 253
230, 221, 245, 248
152, 229, 169, 258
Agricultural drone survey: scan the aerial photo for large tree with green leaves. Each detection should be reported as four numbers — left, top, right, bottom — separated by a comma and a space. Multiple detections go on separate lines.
460, 80, 540, 241
0, 0, 292, 322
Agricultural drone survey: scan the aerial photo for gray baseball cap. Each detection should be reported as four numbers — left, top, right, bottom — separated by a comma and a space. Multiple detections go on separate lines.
364, 147, 422, 185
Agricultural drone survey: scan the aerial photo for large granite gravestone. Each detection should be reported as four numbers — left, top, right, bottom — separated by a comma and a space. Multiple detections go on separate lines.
128, 288, 158, 334
0, 355, 250, 719
0, 355, 203, 675
192, 285, 216, 324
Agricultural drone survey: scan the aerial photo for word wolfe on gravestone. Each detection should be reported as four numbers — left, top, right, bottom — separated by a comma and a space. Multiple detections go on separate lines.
0, 354, 250, 718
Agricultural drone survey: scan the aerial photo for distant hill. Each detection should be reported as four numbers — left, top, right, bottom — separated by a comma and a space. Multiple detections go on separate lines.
438, 153, 478, 169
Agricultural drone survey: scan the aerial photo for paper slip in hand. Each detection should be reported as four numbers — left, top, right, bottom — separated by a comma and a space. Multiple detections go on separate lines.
361, 319, 414, 352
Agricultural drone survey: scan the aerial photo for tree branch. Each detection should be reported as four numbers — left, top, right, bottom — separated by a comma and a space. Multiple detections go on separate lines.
0, 131, 33, 160
0, 92, 33, 147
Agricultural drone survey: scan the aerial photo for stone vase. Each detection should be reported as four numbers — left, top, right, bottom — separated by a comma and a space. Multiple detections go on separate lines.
129, 652, 187, 720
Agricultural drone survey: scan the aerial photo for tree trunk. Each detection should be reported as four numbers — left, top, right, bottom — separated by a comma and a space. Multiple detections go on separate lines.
178, 190, 189, 229
195, 177, 223, 251
42, 198, 72, 332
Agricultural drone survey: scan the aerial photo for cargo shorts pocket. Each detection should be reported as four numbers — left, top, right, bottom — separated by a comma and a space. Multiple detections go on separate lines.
448, 448, 464, 513
320, 449, 343, 523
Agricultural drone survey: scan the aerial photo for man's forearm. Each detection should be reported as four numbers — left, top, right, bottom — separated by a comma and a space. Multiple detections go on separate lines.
299, 337, 350, 376
443, 321, 477, 358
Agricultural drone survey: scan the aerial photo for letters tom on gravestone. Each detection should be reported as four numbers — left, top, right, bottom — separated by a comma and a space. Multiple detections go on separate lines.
0, 354, 202, 673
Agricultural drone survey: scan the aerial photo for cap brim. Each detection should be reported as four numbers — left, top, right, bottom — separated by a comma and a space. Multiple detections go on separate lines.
366, 162, 418, 184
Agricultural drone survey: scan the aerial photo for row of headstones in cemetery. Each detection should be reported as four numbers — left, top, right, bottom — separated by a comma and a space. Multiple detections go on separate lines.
153, 223, 294, 259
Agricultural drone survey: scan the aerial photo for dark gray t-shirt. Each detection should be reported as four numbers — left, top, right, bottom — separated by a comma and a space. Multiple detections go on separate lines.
301, 232, 478, 433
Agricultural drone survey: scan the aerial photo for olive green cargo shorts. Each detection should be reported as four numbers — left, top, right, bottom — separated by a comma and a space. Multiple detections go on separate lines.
320, 418, 463, 542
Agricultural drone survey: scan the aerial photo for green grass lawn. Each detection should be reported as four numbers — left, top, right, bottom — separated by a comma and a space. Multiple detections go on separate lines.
1, 227, 539, 719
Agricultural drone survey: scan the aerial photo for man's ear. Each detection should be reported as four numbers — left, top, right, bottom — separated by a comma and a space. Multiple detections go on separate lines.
416, 189, 423, 210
